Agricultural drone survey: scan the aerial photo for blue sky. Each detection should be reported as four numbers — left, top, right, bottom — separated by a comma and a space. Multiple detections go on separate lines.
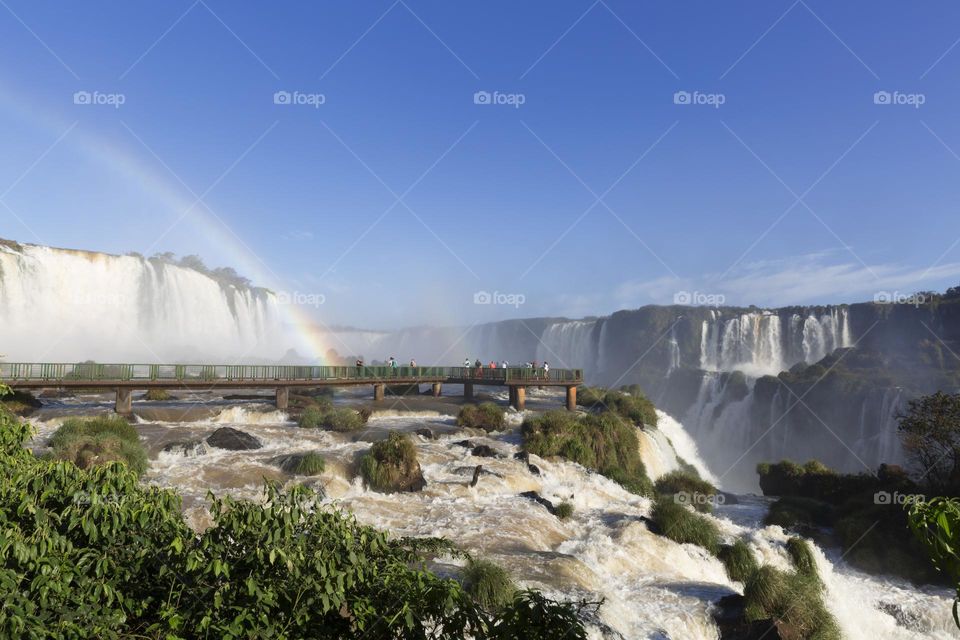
2, 1, 960, 328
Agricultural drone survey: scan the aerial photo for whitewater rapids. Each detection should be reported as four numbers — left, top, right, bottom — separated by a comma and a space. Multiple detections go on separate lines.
26, 404, 957, 639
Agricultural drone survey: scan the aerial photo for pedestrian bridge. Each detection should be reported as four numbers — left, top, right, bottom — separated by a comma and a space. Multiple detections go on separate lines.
0, 363, 584, 413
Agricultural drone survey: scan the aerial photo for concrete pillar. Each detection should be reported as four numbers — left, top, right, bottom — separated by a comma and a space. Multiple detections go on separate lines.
464, 383, 474, 400
115, 388, 132, 414
511, 386, 526, 411
566, 385, 577, 411
373, 384, 385, 401
276, 387, 289, 410
432, 382, 442, 397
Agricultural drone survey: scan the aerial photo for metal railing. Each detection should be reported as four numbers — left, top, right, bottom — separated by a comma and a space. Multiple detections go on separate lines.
0, 363, 583, 384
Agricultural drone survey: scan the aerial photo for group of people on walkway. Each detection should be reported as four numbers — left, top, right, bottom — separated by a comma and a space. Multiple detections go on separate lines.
461, 357, 550, 379
349, 357, 551, 379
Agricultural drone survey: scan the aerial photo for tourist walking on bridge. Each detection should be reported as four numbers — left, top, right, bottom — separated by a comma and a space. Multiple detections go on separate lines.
543, 361, 550, 380
356, 358, 364, 377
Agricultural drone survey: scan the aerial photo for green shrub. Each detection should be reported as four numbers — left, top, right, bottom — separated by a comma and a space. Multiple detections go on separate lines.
0, 401, 590, 638
0, 388, 41, 415
555, 501, 574, 521
49, 416, 147, 476
144, 389, 171, 401
719, 539, 758, 583
650, 496, 722, 555
577, 386, 607, 408
522, 410, 653, 497
462, 558, 516, 611
297, 405, 365, 432
359, 432, 424, 493
293, 452, 326, 476
457, 403, 506, 431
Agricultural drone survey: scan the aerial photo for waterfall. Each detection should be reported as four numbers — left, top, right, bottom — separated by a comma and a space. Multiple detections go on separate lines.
535, 320, 600, 370
0, 243, 287, 362
699, 308, 852, 376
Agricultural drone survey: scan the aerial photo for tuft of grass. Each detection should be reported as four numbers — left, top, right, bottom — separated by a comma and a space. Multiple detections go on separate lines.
456, 403, 505, 432
743, 564, 840, 640
650, 496, 722, 555
297, 405, 365, 432
718, 539, 759, 584
575, 386, 658, 427
522, 410, 653, 497
293, 452, 326, 476
143, 389, 172, 401
359, 432, 422, 493
654, 470, 718, 513
786, 536, 819, 578
461, 558, 516, 611
554, 501, 574, 521
49, 416, 147, 476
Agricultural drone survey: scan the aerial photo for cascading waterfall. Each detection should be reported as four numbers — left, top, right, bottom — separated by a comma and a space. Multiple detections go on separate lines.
535, 320, 601, 370
699, 308, 852, 376
0, 243, 287, 362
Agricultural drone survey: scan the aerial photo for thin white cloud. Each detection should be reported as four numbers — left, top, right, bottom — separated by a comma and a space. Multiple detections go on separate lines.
605, 251, 960, 311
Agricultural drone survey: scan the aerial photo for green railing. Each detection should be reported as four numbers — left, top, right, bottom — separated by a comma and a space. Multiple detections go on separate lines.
0, 363, 583, 384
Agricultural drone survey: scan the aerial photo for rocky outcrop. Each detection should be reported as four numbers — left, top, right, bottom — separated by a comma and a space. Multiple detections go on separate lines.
161, 439, 209, 457
206, 427, 262, 450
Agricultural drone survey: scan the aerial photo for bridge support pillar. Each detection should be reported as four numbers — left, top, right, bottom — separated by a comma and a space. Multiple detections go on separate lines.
276, 387, 289, 410
463, 383, 474, 400
115, 388, 132, 414
511, 386, 525, 411
373, 384, 385, 401
566, 385, 577, 411
432, 383, 442, 397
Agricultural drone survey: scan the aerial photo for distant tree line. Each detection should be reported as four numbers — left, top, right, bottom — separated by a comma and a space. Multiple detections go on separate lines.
126, 251, 256, 290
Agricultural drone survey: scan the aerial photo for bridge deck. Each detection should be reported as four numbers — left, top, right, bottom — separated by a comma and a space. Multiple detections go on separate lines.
0, 363, 582, 389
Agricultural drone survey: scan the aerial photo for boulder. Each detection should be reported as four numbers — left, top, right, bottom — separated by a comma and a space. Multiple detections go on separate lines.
520, 490, 558, 516
206, 427, 262, 450
415, 428, 435, 439
712, 595, 785, 640
161, 439, 209, 457
527, 463, 541, 476
470, 444, 499, 458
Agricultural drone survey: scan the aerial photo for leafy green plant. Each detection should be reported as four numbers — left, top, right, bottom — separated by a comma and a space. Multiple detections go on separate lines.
0, 404, 589, 638
461, 558, 516, 611
457, 403, 506, 431
908, 497, 960, 628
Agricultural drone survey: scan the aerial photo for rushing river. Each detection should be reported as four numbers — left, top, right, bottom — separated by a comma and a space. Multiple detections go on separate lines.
25, 391, 959, 640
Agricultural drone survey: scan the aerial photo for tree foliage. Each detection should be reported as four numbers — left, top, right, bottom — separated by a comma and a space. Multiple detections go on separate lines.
908, 497, 960, 628
899, 392, 960, 493
0, 403, 591, 638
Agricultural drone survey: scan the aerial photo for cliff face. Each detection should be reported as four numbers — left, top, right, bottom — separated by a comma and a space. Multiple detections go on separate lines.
327, 297, 960, 490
